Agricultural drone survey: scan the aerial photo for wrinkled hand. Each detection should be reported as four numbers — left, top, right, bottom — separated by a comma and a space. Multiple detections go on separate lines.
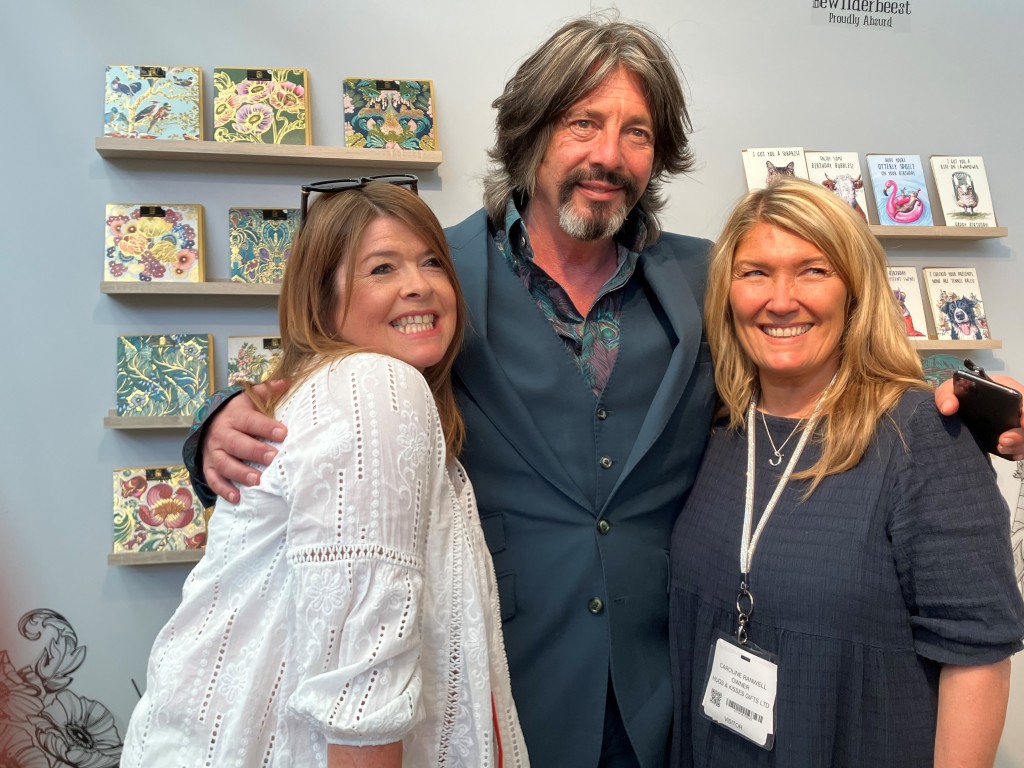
935, 375, 1024, 461
203, 380, 290, 502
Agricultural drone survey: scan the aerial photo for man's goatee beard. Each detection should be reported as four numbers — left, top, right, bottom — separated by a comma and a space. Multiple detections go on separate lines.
556, 169, 639, 242
558, 202, 629, 241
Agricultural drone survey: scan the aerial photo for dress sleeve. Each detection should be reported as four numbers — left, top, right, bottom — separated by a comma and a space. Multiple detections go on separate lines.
889, 396, 1024, 665
182, 384, 244, 506
276, 355, 447, 745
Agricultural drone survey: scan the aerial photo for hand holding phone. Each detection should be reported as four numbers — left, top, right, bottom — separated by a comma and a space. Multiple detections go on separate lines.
952, 359, 1023, 457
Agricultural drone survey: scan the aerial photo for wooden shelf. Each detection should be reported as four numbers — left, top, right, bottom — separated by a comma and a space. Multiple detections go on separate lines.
870, 225, 1007, 240
101, 279, 280, 296
108, 549, 204, 566
104, 412, 193, 429
95, 137, 441, 170
911, 339, 1002, 352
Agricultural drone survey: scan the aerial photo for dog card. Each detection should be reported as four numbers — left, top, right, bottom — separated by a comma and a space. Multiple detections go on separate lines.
921, 267, 991, 341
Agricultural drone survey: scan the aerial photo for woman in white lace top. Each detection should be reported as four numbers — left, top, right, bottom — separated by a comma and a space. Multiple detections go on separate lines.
122, 181, 529, 767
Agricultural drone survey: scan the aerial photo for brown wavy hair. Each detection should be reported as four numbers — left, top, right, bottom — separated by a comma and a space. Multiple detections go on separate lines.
705, 177, 927, 492
252, 182, 466, 456
482, 12, 695, 242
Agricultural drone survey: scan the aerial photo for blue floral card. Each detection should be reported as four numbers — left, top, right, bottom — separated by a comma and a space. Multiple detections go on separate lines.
228, 207, 299, 283
116, 334, 212, 418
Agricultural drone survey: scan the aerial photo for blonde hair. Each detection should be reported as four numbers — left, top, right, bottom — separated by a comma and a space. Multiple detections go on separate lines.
482, 12, 694, 242
705, 177, 927, 492
253, 182, 467, 456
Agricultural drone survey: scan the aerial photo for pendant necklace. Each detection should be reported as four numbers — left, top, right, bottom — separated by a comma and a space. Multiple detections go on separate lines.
760, 411, 805, 467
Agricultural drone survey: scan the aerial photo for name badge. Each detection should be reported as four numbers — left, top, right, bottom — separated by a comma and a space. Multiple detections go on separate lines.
700, 632, 778, 750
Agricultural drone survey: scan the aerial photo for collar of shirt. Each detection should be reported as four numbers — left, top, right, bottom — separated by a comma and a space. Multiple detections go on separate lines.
492, 196, 646, 305
490, 196, 647, 396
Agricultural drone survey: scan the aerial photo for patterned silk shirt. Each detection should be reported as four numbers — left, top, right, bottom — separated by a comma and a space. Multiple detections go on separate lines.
493, 197, 646, 397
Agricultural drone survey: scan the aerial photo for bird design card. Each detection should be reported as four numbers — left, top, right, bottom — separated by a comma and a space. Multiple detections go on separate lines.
116, 333, 213, 418
112, 465, 208, 553
343, 78, 437, 150
213, 67, 310, 144
865, 154, 934, 226
105, 203, 204, 282
104, 65, 202, 140
227, 336, 282, 385
228, 207, 299, 283
929, 156, 997, 227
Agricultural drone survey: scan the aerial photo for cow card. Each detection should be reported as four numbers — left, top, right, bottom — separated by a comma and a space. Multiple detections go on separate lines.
805, 151, 869, 223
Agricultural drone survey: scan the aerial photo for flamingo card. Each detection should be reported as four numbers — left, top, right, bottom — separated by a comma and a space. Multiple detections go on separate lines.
865, 154, 934, 226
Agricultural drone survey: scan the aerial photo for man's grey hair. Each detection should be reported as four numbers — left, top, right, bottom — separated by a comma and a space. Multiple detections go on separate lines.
482, 13, 695, 243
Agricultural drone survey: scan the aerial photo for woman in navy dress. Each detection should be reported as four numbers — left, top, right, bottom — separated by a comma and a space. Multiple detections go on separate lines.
669, 177, 1024, 767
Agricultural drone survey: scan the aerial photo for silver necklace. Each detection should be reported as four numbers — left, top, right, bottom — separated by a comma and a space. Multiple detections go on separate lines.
760, 410, 806, 467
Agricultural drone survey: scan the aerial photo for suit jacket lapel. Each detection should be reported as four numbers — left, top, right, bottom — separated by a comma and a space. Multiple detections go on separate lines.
603, 242, 705, 503
452, 215, 592, 510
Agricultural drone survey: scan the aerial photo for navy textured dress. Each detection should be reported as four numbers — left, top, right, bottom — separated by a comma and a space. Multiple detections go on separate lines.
669, 389, 1024, 767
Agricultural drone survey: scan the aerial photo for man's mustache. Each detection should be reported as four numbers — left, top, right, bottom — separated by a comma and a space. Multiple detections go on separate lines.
559, 169, 640, 204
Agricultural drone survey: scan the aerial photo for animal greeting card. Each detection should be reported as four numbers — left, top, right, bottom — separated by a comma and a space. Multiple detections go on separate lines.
921, 267, 990, 341
865, 154, 934, 226
804, 151, 868, 222
886, 266, 930, 339
740, 147, 809, 192
929, 155, 997, 227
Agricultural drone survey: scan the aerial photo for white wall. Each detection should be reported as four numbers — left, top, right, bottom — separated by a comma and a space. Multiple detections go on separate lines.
2, 0, 1021, 761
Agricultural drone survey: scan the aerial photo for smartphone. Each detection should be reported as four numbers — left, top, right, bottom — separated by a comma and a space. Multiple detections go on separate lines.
952, 360, 1023, 456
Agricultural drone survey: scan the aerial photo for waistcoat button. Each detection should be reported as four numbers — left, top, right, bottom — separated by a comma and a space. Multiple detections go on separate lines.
588, 597, 604, 614
599, 456, 613, 469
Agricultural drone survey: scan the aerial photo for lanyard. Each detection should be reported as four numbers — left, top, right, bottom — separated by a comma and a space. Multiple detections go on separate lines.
736, 376, 834, 644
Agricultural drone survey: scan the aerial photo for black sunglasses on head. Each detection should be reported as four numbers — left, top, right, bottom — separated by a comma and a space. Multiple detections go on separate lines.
300, 174, 420, 221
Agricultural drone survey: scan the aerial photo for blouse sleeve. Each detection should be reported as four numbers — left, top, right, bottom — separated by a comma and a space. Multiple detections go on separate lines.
889, 395, 1024, 665
274, 354, 447, 746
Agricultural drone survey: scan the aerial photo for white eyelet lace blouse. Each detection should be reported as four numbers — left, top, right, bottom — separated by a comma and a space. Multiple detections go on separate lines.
122, 353, 529, 767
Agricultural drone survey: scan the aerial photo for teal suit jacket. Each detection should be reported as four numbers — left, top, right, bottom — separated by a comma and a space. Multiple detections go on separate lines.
446, 210, 716, 768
